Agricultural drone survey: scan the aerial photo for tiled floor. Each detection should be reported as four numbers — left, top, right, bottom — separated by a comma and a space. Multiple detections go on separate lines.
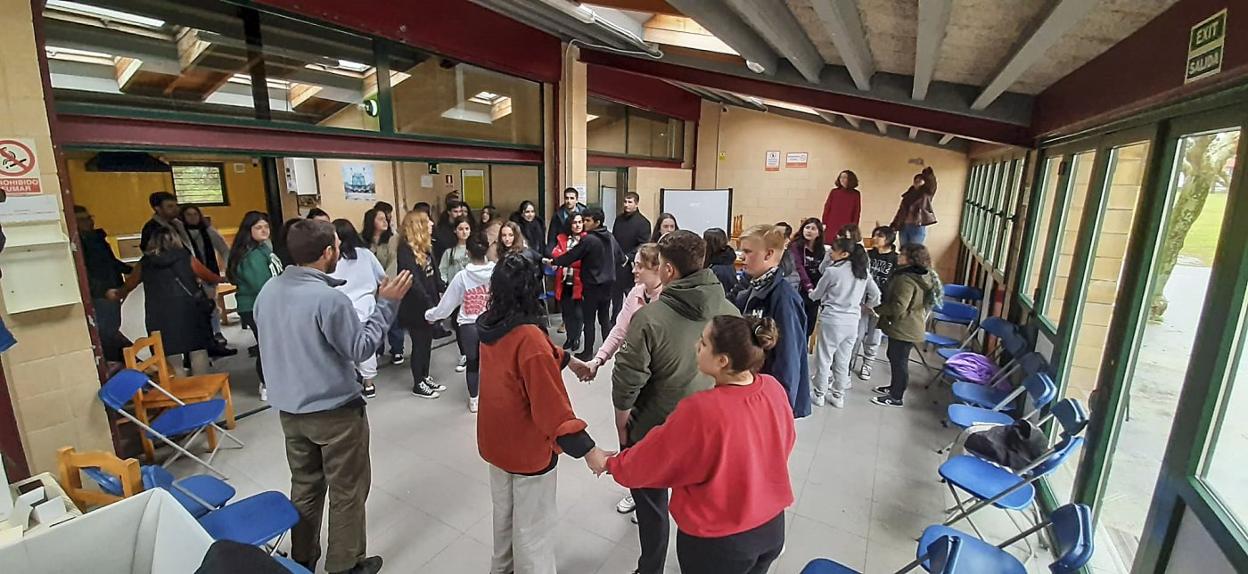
166, 326, 1053, 573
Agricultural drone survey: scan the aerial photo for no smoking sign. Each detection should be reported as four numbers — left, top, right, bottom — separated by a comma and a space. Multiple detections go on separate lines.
0, 138, 42, 196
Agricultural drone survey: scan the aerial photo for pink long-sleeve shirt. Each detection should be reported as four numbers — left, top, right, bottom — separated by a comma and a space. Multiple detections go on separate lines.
594, 282, 661, 364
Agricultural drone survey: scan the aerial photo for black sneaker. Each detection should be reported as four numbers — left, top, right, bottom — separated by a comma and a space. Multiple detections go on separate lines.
870, 396, 904, 408
391, 354, 405, 366
330, 556, 382, 574
424, 377, 447, 392
362, 385, 377, 399
872, 386, 891, 396
412, 380, 441, 399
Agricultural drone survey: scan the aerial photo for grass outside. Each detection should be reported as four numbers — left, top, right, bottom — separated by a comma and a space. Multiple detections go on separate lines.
1181, 192, 1228, 265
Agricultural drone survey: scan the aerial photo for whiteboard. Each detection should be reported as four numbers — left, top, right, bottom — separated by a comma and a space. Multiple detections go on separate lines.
659, 188, 733, 235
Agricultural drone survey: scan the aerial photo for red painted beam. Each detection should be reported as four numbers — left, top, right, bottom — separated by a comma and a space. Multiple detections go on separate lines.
1034, 0, 1247, 137
56, 116, 544, 164
587, 154, 684, 169
579, 50, 1032, 146
252, 0, 562, 83
587, 64, 702, 121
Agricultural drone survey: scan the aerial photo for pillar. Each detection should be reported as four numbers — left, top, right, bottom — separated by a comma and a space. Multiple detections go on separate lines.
0, 0, 114, 474
558, 44, 588, 204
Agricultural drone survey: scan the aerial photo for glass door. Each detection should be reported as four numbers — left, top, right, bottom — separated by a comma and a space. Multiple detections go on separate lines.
1091, 127, 1241, 574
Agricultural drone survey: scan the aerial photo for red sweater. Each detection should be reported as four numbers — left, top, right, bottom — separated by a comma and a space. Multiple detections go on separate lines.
606, 374, 796, 538
821, 187, 862, 242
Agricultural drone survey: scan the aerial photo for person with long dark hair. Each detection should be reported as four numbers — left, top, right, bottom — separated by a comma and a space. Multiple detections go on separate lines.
551, 213, 587, 352
650, 212, 679, 243
703, 228, 738, 296
790, 218, 826, 338
363, 206, 406, 366
396, 210, 445, 399
857, 226, 899, 380
142, 226, 218, 377
476, 252, 608, 573
547, 187, 586, 254
440, 215, 474, 373
180, 205, 233, 353
821, 170, 862, 243
736, 224, 810, 419
330, 219, 387, 399
891, 166, 938, 246
547, 207, 626, 362
427, 232, 495, 413
227, 211, 283, 395
509, 200, 547, 257
871, 243, 941, 408
602, 315, 794, 574
809, 238, 879, 408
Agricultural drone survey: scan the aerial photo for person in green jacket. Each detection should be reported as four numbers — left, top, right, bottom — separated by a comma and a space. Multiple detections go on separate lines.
870, 243, 941, 408
610, 229, 740, 574
227, 211, 284, 399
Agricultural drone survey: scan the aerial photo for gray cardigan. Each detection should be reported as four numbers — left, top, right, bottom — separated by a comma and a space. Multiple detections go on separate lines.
254, 266, 397, 413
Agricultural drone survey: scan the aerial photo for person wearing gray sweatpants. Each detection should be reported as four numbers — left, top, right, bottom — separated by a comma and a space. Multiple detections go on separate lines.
809, 239, 880, 408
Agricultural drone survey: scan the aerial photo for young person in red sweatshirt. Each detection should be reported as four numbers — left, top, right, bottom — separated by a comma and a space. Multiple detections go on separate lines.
821, 170, 862, 243
600, 315, 796, 574
476, 252, 610, 574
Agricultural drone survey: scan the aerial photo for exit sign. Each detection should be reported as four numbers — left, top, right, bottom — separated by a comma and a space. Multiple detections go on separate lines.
1186, 9, 1227, 83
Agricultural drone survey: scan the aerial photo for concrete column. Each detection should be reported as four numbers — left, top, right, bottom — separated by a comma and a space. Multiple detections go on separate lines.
0, 0, 114, 474
557, 44, 587, 204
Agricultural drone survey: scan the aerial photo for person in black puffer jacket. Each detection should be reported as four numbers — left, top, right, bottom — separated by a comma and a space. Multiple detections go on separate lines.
702, 228, 738, 296
547, 207, 625, 361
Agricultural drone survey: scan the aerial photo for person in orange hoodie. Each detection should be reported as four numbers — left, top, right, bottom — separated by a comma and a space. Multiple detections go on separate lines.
476, 252, 610, 574
598, 314, 796, 574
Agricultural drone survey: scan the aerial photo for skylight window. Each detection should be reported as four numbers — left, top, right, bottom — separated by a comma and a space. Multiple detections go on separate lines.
469, 91, 503, 105
46, 0, 165, 28
336, 59, 370, 73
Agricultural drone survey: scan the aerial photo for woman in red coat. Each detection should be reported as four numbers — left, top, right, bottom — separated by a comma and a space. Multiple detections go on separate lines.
821, 170, 862, 243
551, 213, 587, 352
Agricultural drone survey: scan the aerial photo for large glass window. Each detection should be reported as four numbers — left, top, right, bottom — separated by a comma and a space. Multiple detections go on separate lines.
43, 0, 251, 119
1092, 128, 1240, 574
1043, 151, 1098, 326
390, 48, 542, 146
1023, 158, 1063, 303
254, 13, 379, 131
587, 96, 684, 161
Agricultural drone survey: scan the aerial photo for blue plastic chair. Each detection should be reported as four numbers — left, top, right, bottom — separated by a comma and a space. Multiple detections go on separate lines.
950, 352, 1047, 409
932, 301, 979, 327
800, 534, 962, 574
98, 369, 243, 478
919, 503, 1093, 574
934, 317, 1024, 361
940, 433, 1085, 551
938, 373, 1058, 454
943, 284, 984, 304
198, 490, 300, 548
82, 464, 235, 518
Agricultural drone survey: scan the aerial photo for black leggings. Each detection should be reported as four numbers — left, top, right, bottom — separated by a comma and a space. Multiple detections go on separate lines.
460, 322, 481, 398
887, 338, 914, 401
407, 324, 433, 387
803, 298, 819, 339
675, 512, 785, 574
239, 311, 264, 384
560, 283, 583, 349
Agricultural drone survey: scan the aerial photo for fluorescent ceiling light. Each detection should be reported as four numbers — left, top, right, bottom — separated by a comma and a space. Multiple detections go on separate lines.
45, 45, 114, 60
47, 0, 165, 28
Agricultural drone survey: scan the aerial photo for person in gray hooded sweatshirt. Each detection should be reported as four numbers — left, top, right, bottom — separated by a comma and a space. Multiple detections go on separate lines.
254, 219, 412, 574
809, 237, 880, 408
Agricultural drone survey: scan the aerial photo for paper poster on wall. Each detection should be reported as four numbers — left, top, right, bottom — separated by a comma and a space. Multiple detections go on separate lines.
342, 163, 376, 201
420, 175, 434, 188
785, 152, 808, 168
765, 150, 780, 172
574, 184, 587, 204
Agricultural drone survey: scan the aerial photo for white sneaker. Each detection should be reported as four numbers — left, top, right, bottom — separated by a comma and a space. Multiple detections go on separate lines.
859, 362, 873, 380
616, 495, 636, 514
425, 377, 447, 392
259, 385, 267, 402
829, 392, 845, 409
813, 395, 827, 407
456, 355, 468, 372
469, 397, 479, 413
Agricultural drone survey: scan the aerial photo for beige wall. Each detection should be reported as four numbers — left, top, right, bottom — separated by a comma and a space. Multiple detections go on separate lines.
394, 162, 541, 220
314, 159, 400, 228
628, 167, 693, 222
694, 105, 969, 278
0, 0, 113, 474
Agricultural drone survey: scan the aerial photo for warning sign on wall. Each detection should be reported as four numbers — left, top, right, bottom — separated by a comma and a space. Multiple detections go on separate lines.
0, 138, 42, 196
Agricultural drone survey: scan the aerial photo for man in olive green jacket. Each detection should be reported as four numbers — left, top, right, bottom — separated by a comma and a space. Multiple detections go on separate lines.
611, 230, 740, 574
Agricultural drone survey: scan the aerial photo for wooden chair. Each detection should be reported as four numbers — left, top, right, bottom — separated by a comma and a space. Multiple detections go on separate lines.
57, 446, 142, 511
216, 283, 238, 326
124, 332, 235, 462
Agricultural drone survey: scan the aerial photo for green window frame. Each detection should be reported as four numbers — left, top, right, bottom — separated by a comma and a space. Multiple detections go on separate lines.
960, 155, 1027, 277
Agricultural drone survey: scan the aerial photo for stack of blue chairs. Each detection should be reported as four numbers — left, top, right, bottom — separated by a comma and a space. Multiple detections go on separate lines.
924, 284, 984, 351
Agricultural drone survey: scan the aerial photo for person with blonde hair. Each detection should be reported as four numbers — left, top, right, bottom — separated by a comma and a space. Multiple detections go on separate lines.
397, 210, 447, 399
735, 224, 811, 418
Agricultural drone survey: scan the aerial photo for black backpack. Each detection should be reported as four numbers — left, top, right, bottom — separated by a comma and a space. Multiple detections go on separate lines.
964, 419, 1048, 471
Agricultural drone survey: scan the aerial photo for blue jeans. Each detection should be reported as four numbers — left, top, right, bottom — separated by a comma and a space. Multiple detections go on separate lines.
900, 224, 927, 246
386, 323, 405, 356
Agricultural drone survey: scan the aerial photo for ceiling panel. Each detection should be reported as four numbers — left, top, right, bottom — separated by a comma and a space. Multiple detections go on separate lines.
933, 0, 1049, 92
784, 0, 845, 66
858, 0, 917, 76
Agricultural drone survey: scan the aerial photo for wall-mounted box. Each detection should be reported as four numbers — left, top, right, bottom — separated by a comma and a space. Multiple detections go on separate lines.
0, 195, 82, 314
